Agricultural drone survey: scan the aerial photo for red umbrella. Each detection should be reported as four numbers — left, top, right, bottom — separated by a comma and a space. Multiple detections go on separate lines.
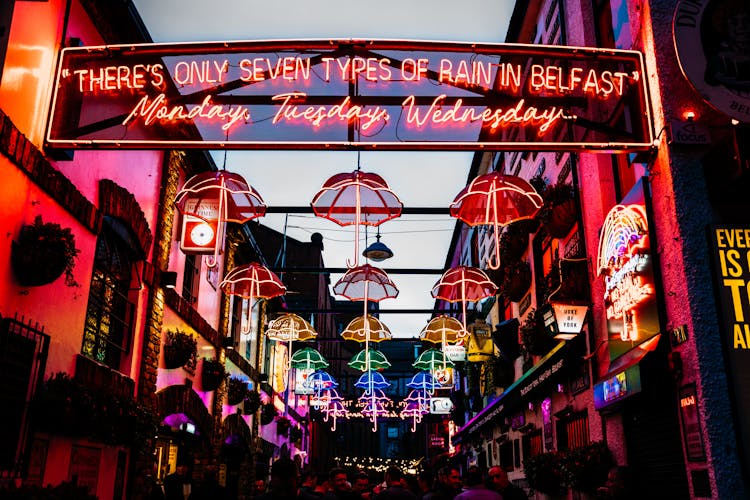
334, 264, 398, 377
311, 170, 403, 267
450, 172, 542, 270
175, 170, 267, 268
220, 262, 286, 333
431, 266, 498, 331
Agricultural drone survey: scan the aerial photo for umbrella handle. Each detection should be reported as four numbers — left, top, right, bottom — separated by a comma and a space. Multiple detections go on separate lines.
488, 219, 502, 270
241, 294, 253, 334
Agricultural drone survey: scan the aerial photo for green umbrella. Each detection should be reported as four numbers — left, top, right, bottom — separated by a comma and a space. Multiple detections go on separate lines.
413, 348, 455, 371
290, 347, 329, 371
348, 349, 391, 372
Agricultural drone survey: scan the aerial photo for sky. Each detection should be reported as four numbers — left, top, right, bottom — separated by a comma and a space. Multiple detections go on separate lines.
132, 0, 514, 337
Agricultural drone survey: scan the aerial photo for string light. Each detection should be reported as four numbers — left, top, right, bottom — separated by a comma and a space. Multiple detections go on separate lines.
333, 456, 424, 473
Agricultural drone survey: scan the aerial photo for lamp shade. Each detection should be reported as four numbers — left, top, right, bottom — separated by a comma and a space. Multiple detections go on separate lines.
362, 239, 394, 261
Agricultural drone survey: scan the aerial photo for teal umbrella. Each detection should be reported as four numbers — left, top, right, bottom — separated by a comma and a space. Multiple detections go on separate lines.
413, 348, 455, 372
290, 347, 329, 371
348, 349, 391, 372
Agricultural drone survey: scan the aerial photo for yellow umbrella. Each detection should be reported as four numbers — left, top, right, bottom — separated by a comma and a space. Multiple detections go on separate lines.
341, 315, 392, 343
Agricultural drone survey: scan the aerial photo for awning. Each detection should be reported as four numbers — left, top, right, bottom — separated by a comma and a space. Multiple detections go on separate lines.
454, 342, 568, 442
597, 334, 660, 382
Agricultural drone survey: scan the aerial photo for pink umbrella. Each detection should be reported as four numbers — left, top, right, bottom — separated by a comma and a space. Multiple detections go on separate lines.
175, 170, 266, 268
432, 266, 498, 331
450, 172, 542, 269
220, 262, 286, 333
311, 170, 403, 267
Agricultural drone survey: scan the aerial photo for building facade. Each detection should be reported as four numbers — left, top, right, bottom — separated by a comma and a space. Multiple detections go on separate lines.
448, 0, 749, 499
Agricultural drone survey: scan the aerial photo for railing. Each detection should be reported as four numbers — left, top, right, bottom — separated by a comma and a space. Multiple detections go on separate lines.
0, 315, 50, 480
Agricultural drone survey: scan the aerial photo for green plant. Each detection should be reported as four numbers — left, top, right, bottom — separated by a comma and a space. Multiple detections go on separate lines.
0, 479, 97, 499
260, 403, 278, 425
275, 415, 291, 435
31, 372, 158, 447
200, 357, 227, 391
523, 450, 566, 496
531, 175, 578, 238
227, 376, 249, 405
162, 329, 198, 369
563, 441, 614, 492
501, 259, 532, 302
244, 390, 262, 414
11, 215, 80, 287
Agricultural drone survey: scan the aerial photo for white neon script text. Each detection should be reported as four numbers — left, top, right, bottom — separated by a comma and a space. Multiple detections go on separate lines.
403, 94, 568, 134
122, 93, 250, 130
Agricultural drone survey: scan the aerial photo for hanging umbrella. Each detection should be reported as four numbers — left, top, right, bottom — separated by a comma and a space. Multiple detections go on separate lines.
432, 266, 498, 332
357, 387, 392, 432
266, 313, 317, 342
290, 347, 329, 371
341, 315, 393, 343
413, 348, 455, 372
311, 170, 403, 267
266, 313, 317, 376
220, 262, 286, 334
400, 389, 431, 431
420, 315, 469, 361
333, 264, 399, 303
335, 265, 397, 378
304, 370, 338, 395
175, 170, 267, 267
321, 398, 349, 431
450, 172, 542, 269
354, 370, 391, 390
407, 371, 441, 393
348, 348, 391, 372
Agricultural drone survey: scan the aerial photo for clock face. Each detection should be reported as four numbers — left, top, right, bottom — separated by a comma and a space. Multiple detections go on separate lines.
190, 222, 215, 247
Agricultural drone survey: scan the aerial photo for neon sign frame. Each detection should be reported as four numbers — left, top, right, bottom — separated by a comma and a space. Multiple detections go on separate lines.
46, 39, 653, 152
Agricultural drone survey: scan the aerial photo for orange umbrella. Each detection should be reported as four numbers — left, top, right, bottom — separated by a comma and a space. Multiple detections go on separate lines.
341, 315, 393, 343
450, 173, 542, 269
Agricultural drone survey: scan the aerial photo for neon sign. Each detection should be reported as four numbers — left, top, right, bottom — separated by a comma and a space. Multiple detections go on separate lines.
46, 40, 653, 151
597, 203, 653, 341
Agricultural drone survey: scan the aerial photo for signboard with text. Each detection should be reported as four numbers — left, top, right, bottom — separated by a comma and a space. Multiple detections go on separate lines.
46, 40, 652, 151
709, 225, 750, 476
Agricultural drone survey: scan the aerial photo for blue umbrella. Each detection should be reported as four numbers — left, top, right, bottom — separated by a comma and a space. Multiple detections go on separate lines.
354, 370, 390, 390
407, 371, 440, 392
304, 370, 338, 392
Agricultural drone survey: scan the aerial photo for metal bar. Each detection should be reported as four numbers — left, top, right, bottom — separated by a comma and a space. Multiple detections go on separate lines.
269, 267, 447, 275
274, 308, 457, 314
264, 206, 451, 214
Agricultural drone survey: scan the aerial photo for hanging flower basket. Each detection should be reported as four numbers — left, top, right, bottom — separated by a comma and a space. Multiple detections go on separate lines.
275, 415, 291, 436
564, 441, 614, 492
162, 329, 198, 369
200, 357, 227, 392
524, 451, 567, 496
227, 376, 249, 405
243, 391, 262, 414
289, 425, 303, 444
11, 215, 80, 287
260, 403, 278, 425
532, 177, 578, 238
499, 219, 538, 262
501, 260, 532, 302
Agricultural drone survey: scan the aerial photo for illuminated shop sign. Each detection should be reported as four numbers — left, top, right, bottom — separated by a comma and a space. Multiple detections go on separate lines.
597, 179, 659, 351
46, 40, 653, 151
593, 365, 642, 410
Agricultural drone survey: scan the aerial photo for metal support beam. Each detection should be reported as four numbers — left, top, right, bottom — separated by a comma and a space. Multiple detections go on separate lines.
265, 206, 451, 215
270, 267, 446, 275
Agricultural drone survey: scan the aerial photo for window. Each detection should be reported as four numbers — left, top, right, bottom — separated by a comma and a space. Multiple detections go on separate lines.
593, 0, 633, 50
82, 217, 138, 370
500, 440, 514, 470
522, 429, 543, 460
182, 254, 201, 303
557, 410, 590, 451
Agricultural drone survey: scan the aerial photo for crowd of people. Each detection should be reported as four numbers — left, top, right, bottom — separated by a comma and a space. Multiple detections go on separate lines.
152, 458, 631, 500
241, 459, 529, 500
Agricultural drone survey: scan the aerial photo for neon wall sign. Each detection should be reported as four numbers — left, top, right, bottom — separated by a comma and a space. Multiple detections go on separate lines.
46, 40, 653, 151
597, 179, 660, 352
